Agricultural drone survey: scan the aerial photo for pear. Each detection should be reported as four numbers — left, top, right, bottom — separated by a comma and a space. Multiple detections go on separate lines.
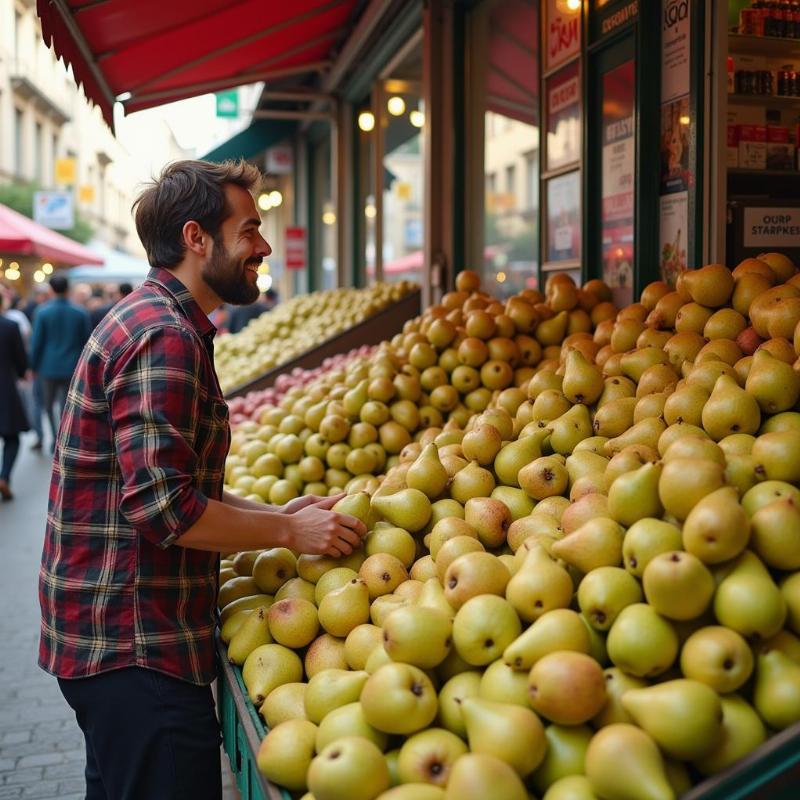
218, 575, 261, 610
378, 785, 445, 800
314, 700, 388, 751
406, 444, 450, 499
551, 517, 624, 572
542, 776, 598, 800
435, 536, 484, 582
444, 551, 510, 609
741, 479, 800, 516
621, 347, 670, 384
436, 670, 482, 738
383, 605, 453, 669
745, 348, 800, 413
577, 567, 642, 631
783, 572, 800, 635
518, 455, 569, 501
416, 577, 456, 619
536, 309, 569, 345
531, 389, 572, 422
682, 263, 735, 307
593, 397, 637, 438
366, 526, 417, 569
621, 679, 723, 760
493, 428, 548, 486
220, 608, 255, 644
257, 718, 317, 792
372, 488, 432, 532
658, 457, 725, 521
503, 609, 590, 672
622, 518, 683, 577
461, 423, 503, 466
508, 512, 562, 551
724, 453, 759, 497
597, 375, 637, 405
604, 417, 666, 457
606, 462, 663, 527
592, 668, 647, 728
318, 578, 371, 638
585, 724, 674, 800
303, 668, 369, 724
308, 736, 390, 800
361, 663, 438, 735
298, 550, 366, 583
529, 651, 607, 725
305, 633, 349, 677
260, 682, 307, 728
491, 486, 535, 521
663, 383, 709, 427
760, 409, 800, 433
428, 518, 478, 561
478, 660, 532, 707
701, 374, 761, 441
606, 604, 678, 678
332, 491, 372, 526
560, 493, 609, 536
752, 430, 800, 483
242, 643, 304, 705
662, 435, 724, 464
275, 577, 316, 604
505, 544, 573, 623
344, 623, 383, 670
462, 697, 546, 776
267, 598, 320, 648
693, 694, 767, 776
562, 350, 603, 405
753, 646, 800, 730
359, 553, 409, 599
396, 728, 467, 788
464, 497, 511, 548
252, 548, 297, 594
370, 595, 408, 627
531, 724, 593, 794
642, 551, 715, 621
227, 606, 273, 665
343, 379, 369, 416
231, 550, 262, 577
449, 461, 496, 504
452, 595, 521, 666
749, 496, 800, 570
714, 550, 787, 639
443, 753, 527, 800
548, 405, 593, 455
680, 626, 753, 693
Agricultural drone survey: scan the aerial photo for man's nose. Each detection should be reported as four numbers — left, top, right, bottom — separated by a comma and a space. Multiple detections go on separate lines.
257, 235, 272, 258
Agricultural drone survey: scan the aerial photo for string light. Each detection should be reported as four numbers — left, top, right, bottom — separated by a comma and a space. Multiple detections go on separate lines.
387, 96, 406, 116
566, 0, 581, 10
496, 271, 507, 283
258, 193, 273, 211
42, 262, 53, 274
268, 190, 283, 207
34, 270, 46, 283
409, 110, 425, 128
358, 111, 375, 132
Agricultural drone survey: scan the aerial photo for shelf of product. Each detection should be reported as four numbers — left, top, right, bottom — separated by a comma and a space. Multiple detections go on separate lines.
730, 33, 800, 58
216, 257, 800, 799
215, 282, 418, 396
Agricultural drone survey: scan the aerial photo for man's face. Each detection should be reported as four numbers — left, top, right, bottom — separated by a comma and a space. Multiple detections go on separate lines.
202, 184, 271, 306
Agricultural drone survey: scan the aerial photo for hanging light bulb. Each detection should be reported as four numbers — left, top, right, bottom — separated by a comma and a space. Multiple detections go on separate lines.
258, 192, 273, 211
387, 96, 406, 116
42, 262, 53, 274
34, 270, 46, 283
322, 201, 336, 226
268, 190, 283, 207
409, 110, 425, 128
358, 111, 375, 132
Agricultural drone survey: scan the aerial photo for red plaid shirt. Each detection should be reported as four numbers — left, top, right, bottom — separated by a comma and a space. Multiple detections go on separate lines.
39, 267, 230, 685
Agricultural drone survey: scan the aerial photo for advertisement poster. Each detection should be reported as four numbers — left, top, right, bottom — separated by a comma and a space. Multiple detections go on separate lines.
546, 170, 581, 262
662, 0, 691, 103
546, 0, 580, 72
546, 61, 581, 171
601, 60, 636, 300
659, 192, 689, 285
660, 96, 692, 194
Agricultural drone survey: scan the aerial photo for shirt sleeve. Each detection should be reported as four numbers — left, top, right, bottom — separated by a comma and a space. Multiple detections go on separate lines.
105, 325, 209, 548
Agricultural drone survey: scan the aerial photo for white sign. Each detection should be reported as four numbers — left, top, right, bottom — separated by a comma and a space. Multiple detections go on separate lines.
660, 191, 689, 285
744, 208, 800, 248
662, 0, 691, 103
33, 191, 74, 230
266, 145, 293, 175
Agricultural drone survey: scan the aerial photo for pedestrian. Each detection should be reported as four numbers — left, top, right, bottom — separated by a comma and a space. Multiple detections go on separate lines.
30, 274, 91, 450
22, 283, 50, 322
225, 286, 275, 334
39, 159, 367, 800
0, 313, 29, 500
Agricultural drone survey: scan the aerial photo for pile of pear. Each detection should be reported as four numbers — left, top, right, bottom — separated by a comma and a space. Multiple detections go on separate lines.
215, 281, 417, 392
219, 253, 800, 800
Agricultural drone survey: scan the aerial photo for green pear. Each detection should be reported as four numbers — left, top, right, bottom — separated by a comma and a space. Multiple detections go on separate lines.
621, 679, 723, 760
714, 550, 787, 638
218, 576, 262, 611
275, 577, 316, 604
682, 486, 751, 564
361, 663, 438, 734
444, 551, 510, 609
642, 551, 715, 620
693, 694, 767, 776
449, 461, 496, 504
505, 544, 573, 623
718, 432, 756, 456
377, 785, 445, 800
478, 660, 531, 707
657, 422, 710, 457
604, 416, 666, 457
461, 423, 503, 466
396, 728, 467, 788
663, 382, 709, 427
745, 348, 800, 413
252, 548, 298, 594
298, 550, 366, 583
531, 389, 572, 422
303, 668, 369, 724
315, 567, 359, 605
563, 350, 604, 405
742, 479, 800, 516
490, 486, 535, 521
242, 643, 304, 705
343, 379, 369, 416
591, 668, 647, 728
464, 496, 512, 548
622, 518, 683, 577
658, 457, 725, 520
503, 609, 590, 672
220, 608, 256, 645
443, 753, 527, 800
542, 776, 599, 800
315, 701, 388, 751
227, 606, 273, 666
548, 405, 593, 455
365, 526, 417, 569
529, 651, 607, 725
434, 536, 485, 582
679, 626, 753, 694
607, 462, 663, 526
308, 736, 390, 800
372, 488, 432, 533
429, 498, 466, 528
462, 697, 546, 776
723, 453, 759, 496
383, 605, 453, 669
577, 567, 643, 630
592, 397, 637, 438
507, 513, 562, 552
580, 613, 609, 666
750, 496, 800, 569
760, 410, 800, 433
256, 718, 317, 792
551, 517, 624, 572
359, 553, 409, 599
267, 597, 320, 648
305, 633, 349, 678
260, 682, 307, 728
370, 595, 408, 627
762, 629, 800, 663
318, 578, 371, 638
428, 518, 478, 561
702, 374, 761, 441
518, 455, 569, 501
753, 647, 800, 730
531, 724, 593, 794
606, 604, 678, 678
436, 670, 482, 738
782, 572, 800, 635
333, 491, 372, 526
344, 623, 383, 670
565, 449, 610, 485
416, 577, 456, 620
406, 444, 450, 499
452, 595, 521, 666
752, 430, 800, 483
585, 724, 674, 800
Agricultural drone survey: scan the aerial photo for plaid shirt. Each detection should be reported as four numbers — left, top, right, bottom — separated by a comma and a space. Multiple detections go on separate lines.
39, 267, 230, 685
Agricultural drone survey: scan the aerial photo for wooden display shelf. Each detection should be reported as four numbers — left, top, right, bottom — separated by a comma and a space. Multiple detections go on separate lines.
729, 33, 800, 59
224, 289, 422, 399
728, 167, 800, 177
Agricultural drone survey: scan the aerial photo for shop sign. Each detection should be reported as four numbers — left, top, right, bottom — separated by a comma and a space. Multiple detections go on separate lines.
597, 0, 639, 40
215, 90, 239, 118
546, 61, 581, 171
54, 157, 76, 186
546, 170, 581, 262
266, 145, 293, 175
744, 209, 800, 248
659, 192, 688, 285
546, 0, 581, 72
285, 226, 307, 270
78, 185, 96, 204
662, 0, 691, 103
33, 191, 74, 230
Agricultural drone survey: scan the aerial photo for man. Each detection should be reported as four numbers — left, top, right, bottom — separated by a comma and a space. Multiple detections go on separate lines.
0, 313, 29, 500
30, 274, 91, 449
39, 160, 366, 800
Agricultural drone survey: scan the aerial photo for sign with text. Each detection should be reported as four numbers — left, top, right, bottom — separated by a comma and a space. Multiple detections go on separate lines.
662, 0, 691, 102
285, 226, 307, 270
660, 192, 688, 285
595, 0, 639, 41
266, 145, 293, 175
33, 191, 74, 230
743, 208, 800, 248
546, 0, 580, 72
546, 60, 581, 171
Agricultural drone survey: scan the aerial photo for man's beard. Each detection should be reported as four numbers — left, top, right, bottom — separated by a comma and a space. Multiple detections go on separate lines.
202, 235, 261, 306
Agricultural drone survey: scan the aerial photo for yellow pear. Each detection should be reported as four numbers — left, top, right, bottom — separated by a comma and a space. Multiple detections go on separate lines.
701, 374, 761, 441
682, 487, 751, 564
607, 462, 663, 526
406, 444, 450, 499
745, 348, 800, 413
506, 544, 573, 622
551, 517, 624, 572
562, 350, 604, 405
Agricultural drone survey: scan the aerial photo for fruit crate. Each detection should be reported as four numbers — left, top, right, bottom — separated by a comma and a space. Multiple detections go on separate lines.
224, 289, 421, 398
216, 636, 290, 800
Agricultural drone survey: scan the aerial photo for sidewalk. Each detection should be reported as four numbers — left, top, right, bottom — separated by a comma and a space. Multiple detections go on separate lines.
0, 435, 240, 799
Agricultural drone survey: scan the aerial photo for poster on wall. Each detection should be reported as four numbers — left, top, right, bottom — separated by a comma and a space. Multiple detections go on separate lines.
546, 61, 581, 171
545, 0, 581, 72
601, 60, 636, 301
546, 170, 581, 262
660, 96, 692, 194
662, 0, 691, 102
659, 192, 689, 285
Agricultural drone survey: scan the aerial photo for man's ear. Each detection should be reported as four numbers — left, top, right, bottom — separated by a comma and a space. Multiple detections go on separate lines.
183, 220, 207, 256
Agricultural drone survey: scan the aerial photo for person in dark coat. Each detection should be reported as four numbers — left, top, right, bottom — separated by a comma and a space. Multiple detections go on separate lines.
0, 315, 29, 500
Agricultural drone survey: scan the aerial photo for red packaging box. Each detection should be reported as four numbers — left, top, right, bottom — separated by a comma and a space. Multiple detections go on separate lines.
767, 126, 789, 143
737, 125, 767, 143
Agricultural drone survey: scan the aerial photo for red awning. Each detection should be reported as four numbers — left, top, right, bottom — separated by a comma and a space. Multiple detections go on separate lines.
36, 0, 360, 128
0, 203, 103, 267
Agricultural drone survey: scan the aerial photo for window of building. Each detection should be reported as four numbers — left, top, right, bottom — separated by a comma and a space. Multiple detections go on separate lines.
14, 108, 24, 177
34, 122, 43, 184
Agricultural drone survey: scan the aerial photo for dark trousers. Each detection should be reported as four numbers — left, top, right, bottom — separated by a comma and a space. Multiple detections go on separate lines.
41, 377, 70, 443
1, 435, 20, 482
58, 667, 223, 800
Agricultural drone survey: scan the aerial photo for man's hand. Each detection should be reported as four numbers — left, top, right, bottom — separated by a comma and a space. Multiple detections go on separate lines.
282, 493, 344, 515
290, 501, 368, 557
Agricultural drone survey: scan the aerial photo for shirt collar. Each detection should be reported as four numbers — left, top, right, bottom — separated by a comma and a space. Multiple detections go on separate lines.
145, 267, 216, 339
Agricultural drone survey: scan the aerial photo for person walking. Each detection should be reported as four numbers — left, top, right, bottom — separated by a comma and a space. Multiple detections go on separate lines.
30, 274, 91, 450
39, 159, 367, 800
0, 314, 29, 500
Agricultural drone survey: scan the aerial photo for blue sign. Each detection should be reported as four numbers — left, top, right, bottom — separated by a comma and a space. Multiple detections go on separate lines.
33, 191, 74, 230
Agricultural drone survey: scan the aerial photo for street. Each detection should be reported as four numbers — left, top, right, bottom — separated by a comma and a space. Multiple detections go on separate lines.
0, 435, 240, 799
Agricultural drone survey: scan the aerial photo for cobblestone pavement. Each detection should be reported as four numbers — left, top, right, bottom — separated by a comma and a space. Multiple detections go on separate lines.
0, 434, 240, 799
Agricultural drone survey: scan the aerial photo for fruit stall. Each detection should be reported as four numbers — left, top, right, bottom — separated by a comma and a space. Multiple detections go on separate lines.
214, 257, 800, 800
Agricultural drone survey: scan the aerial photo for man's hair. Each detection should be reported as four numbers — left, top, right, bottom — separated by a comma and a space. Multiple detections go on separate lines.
50, 275, 68, 295
132, 159, 262, 268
